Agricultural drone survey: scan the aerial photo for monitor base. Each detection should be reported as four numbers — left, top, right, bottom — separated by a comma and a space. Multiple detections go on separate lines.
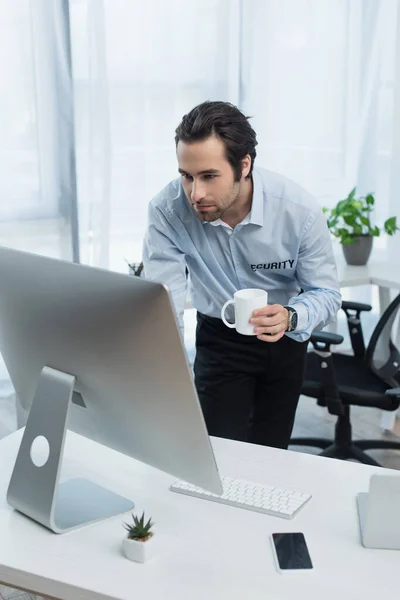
54, 478, 134, 532
7, 366, 134, 533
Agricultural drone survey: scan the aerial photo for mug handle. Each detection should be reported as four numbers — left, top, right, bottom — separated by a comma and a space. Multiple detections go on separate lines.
221, 299, 236, 328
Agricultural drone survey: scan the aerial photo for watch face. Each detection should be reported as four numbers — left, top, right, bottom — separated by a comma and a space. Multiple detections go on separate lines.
289, 308, 298, 331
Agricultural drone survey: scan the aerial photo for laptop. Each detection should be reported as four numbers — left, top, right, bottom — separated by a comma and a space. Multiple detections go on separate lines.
357, 474, 400, 550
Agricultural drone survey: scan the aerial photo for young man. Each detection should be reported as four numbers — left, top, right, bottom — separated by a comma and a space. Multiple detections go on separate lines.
143, 101, 341, 449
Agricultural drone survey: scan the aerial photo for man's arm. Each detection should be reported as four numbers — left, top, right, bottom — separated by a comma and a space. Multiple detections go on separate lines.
142, 203, 187, 338
251, 208, 341, 343
286, 208, 342, 341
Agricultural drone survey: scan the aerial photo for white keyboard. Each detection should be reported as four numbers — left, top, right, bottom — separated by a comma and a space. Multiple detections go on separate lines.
170, 476, 311, 519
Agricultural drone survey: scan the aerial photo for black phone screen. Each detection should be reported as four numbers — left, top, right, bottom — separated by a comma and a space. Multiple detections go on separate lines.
272, 532, 313, 570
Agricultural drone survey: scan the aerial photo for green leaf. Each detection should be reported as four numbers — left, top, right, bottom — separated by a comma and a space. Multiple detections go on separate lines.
327, 216, 339, 229
360, 216, 370, 226
342, 236, 356, 245
365, 193, 375, 206
124, 511, 154, 540
337, 227, 349, 236
347, 187, 357, 201
385, 216, 397, 227
343, 215, 356, 226
352, 200, 363, 211
384, 216, 399, 235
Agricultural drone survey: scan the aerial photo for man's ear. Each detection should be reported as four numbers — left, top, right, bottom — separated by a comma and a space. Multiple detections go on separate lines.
241, 154, 251, 178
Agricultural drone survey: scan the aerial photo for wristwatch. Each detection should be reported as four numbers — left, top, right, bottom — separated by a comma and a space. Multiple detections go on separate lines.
285, 306, 298, 332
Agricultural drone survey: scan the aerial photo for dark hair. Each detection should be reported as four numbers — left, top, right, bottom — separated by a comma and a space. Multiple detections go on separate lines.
175, 101, 258, 181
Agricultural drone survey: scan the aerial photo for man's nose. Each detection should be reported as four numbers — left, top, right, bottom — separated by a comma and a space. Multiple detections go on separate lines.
191, 180, 206, 203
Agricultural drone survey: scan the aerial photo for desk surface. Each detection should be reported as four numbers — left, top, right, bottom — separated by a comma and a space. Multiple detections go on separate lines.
0, 431, 399, 600
335, 254, 400, 289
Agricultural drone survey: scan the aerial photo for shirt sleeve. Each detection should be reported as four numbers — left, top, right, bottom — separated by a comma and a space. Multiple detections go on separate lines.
142, 202, 187, 338
286, 207, 342, 342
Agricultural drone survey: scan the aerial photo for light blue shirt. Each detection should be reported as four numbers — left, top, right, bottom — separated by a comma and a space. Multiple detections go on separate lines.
142, 167, 341, 342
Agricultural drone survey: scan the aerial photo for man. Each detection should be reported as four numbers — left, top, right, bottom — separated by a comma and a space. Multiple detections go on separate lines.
143, 101, 341, 449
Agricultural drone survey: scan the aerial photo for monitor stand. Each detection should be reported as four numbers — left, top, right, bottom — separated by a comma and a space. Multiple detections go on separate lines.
6, 366, 134, 533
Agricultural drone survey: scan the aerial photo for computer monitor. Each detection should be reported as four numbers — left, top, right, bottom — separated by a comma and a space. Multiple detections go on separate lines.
0, 246, 222, 533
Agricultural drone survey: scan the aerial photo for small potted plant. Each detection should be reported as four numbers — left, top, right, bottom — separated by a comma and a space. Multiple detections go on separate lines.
122, 511, 155, 563
126, 260, 144, 277
323, 188, 398, 265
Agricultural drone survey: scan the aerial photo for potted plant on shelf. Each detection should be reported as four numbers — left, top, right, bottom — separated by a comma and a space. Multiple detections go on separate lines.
323, 188, 398, 266
122, 512, 155, 563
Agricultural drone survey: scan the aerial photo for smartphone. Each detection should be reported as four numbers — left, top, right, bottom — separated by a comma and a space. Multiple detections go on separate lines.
271, 532, 313, 572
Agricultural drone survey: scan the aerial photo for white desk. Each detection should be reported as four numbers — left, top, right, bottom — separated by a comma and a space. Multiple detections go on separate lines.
0, 430, 399, 600
335, 255, 400, 311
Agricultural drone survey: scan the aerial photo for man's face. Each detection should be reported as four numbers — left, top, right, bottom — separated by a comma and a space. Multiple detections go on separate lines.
177, 136, 242, 222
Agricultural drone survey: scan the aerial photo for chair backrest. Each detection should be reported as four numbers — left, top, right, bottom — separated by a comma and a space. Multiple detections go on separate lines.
365, 292, 400, 387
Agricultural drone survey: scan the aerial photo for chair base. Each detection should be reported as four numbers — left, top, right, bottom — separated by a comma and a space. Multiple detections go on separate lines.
290, 404, 400, 467
289, 437, 400, 467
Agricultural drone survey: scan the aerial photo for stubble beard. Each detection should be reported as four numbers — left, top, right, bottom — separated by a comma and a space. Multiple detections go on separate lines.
193, 183, 241, 223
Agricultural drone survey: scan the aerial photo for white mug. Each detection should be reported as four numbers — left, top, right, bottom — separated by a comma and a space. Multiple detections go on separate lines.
221, 289, 268, 336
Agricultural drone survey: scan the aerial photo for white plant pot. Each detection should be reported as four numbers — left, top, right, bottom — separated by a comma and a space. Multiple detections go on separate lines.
122, 535, 156, 563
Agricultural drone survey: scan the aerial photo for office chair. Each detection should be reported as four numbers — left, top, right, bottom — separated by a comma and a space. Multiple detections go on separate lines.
290, 293, 400, 466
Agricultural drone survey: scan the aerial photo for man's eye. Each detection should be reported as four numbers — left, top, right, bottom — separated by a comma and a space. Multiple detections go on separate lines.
203, 174, 216, 180
181, 173, 193, 180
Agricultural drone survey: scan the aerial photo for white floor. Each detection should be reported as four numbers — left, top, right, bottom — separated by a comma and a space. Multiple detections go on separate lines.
0, 586, 42, 600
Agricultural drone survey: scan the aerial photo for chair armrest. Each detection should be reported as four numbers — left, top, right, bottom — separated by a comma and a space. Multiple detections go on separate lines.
310, 331, 344, 352
385, 388, 400, 397
341, 300, 372, 313
308, 331, 345, 416
340, 301, 371, 358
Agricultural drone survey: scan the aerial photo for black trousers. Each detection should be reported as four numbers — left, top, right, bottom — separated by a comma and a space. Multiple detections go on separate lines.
193, 312, 308, 449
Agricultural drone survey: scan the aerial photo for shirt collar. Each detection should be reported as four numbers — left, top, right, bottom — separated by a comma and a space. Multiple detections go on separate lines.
207, 168, 264, 228
248, 167, 264, 226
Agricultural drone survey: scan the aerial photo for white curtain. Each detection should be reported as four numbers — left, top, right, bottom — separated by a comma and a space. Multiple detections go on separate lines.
241, 0, 398, 233
0, 0, 79, 261
69, 0, 400, 272
388, 0, 400, 257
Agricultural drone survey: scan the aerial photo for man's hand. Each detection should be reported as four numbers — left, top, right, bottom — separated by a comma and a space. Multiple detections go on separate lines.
250, 304, 289, 343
